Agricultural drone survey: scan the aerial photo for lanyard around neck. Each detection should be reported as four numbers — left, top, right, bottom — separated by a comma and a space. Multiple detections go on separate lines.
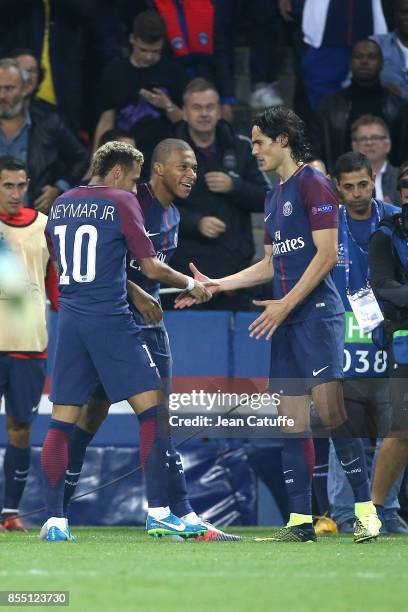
342, 200, 381, 292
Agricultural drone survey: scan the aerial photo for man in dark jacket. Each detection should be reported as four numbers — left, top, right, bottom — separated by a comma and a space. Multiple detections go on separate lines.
170, 78, 270, 310
0, 59, 89, 212
313, 39, 408, 172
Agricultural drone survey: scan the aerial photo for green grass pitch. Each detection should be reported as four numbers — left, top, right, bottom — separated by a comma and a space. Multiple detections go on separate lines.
1, 528, 407, 612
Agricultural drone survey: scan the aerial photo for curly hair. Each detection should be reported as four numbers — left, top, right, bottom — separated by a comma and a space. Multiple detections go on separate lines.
252, 106, 312, 164
91, 142, 144, 178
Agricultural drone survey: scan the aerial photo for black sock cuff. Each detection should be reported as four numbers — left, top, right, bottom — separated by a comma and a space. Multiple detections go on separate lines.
138, 405, 167, 423
73, 425, 95, 444
49, 419, 74, 436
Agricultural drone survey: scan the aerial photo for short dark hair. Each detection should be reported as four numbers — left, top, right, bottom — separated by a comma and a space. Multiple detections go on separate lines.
333, 152, 373, 180
132, 10, 166, 43
399, 160, 408, 177
399, 177, 408, 191
351, 114, 390, 139
0, 156, 27, 176
91, 142, 143, 177
98, 128, 135, 148
252, 106, 312, 164
398, 160, 408, 190
352, 38, 383, 60
182, 77, 219, 104
151, 138, 194, 169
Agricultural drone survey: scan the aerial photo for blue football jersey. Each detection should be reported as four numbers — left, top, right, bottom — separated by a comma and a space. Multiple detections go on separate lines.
264, 164, 343, 323
127, 183, 180, 327
46, 185, 155, 316
333, 200, 399, 378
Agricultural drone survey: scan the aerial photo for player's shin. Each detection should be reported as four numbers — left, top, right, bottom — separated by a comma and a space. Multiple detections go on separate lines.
63, 426, 95, 517
138, 405, 170, 515
282, 435, 315, 526
330, 427, 371, 503
41, 419, 74, 518
312, 438, 330, 515
2, 444, 30, 513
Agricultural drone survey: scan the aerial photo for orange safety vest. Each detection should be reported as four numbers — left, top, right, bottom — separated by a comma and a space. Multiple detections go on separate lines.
154, 0, 214, 57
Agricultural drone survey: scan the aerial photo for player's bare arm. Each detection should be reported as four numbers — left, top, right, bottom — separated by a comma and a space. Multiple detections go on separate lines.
217, 245, 274, 290
126, 279, 163, 325
174, 245, 273, 309
249, 228, 338, 339
139, 256, 215, 303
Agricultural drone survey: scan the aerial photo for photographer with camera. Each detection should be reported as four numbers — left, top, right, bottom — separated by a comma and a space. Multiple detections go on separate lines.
368, 165, 408, 523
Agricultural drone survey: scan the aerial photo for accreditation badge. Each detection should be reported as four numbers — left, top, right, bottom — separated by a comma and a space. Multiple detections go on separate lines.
348, 287, 384, 335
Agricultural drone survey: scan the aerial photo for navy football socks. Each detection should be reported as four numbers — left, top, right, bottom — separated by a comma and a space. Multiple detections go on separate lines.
2, 444, 30, 512
167, 445, 194, 518
41, 419, 74, 518
138, 405, 170, 508
63, 426, 95, 517
282, 436, 315, 518
331, 435, 371, 502
63, 421, 194, 518
312, 438, 330, 515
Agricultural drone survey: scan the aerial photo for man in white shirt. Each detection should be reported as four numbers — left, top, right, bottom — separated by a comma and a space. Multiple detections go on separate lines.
351, 114, 400, 204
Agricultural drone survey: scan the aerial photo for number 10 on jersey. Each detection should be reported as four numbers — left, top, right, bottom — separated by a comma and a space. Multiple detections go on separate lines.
54, 225, 98, 284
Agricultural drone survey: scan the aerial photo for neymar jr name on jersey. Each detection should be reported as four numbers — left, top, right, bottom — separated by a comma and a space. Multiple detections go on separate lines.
49, 202, 115, 222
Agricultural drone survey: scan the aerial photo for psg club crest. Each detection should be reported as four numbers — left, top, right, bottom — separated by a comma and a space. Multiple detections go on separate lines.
198, 32, 209, 45
171, 37, 184, 50
282, 201, 292, 216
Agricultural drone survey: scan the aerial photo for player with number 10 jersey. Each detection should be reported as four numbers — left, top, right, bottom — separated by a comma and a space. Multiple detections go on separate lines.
46, 165, 160, 405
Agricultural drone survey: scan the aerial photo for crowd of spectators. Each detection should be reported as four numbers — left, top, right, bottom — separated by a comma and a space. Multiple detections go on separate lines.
1, 0, 407, 305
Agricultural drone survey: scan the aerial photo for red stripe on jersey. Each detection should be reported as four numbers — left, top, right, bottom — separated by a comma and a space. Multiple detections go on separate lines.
163, 208, 170, 251
274, 183, 288, 296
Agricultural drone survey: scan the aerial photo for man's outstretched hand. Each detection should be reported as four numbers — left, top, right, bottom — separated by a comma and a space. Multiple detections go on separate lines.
174, 263, 219, 309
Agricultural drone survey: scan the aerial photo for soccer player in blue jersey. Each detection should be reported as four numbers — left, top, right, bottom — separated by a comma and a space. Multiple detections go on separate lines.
177, 107, 381, 542
41, 141, 212, 542
61, 138, 239, 540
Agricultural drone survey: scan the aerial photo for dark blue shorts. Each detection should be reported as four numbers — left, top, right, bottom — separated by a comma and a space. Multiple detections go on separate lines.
92, 326, 172, 401
269, 315, 344, 396
50, 310, 160, 405
0, 355, 46, 423
137, 327, 172, 394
